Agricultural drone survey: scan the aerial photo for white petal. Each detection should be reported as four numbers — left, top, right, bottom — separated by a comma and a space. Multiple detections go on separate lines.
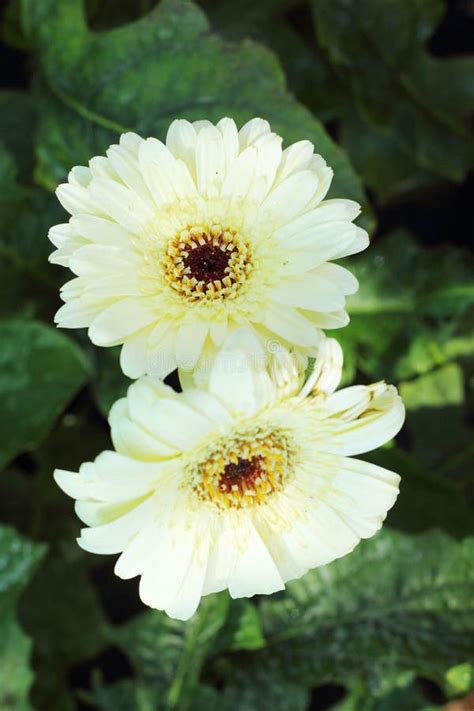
139, 138, 197, 205
261, 171, 319, 225
110, 398, 179, 460
175, 321, 209, 370
313, 263, 359, 296
148, 398, 217, 451
180, 389, 233, 428
250, 132, 283, 202
68, 244, 139, 278
221, 146, 257, 199
119, 131, 144, 156
306, 155, 333, 207
306, 309, 350, 330
138, 506, 211, 620
274, 140, 314, 184
119, 329, 152, 379
195, 125, 226, 195
227, 517, 285, 598
271, 273, 346, 312
78, 496, 155, 555
106, 144, 151, 199
300, 337, 343, 398
217, 117, 239, 172
278, 222, 366, 275
208, 330, 276, 416
88, 178, 154, 233
324, 383, 405, 455
166, 119, 197, 176
70, 214, 131, 246
146, 324, 177, 380
54, 298, 101, 328
325, 456, 400, 535
238, 118, 271, 149
89, 156, 119, 181
88, 299, 157, 346
56, 183, 101, 216
263, 304, 320, 346
114, 521, 158, 580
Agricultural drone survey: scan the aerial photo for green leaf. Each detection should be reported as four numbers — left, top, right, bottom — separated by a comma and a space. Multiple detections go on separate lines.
199, 0, 346, 122
0, 525, 46, 710
312, 0, 474, 181
19, 0, 371, 227
339, 110, 435, 204
0, 525, 46, 611
367, 447, 474, 539
0, 617, 36, 711
332, 676, 440, 711
0, 140, 64, 319
214, 598, 265, 653
220, 663, 309, 711
445, 663, 474, 697
0, 319, 91, 468
258, 529, 474, 694
341, 230, 474, 382
20, 553, 110, 711
87, 679, 157, 711
400, 363, 469, 466
92, 347, 129, 418
114, 593, 230, 710
0, 91, 37, 181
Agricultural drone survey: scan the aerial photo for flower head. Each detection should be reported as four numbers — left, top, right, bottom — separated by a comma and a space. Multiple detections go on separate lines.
55, 334, 404, 620
49, 118, 368, 378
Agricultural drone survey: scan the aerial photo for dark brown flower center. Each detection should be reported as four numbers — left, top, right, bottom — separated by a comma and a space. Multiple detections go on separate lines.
163, 225, 252, 302
182, 242, 231, 283
219, 456, 265, 495
189, 428, 294, 510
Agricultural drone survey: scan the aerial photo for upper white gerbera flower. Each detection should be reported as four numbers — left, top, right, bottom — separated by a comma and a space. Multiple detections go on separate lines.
54, 334, 404, 621
49, 117, 368, 378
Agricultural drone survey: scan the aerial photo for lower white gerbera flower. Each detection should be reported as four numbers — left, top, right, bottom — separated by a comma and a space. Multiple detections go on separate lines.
54, 335, 404, 621
49, 117, 368, 378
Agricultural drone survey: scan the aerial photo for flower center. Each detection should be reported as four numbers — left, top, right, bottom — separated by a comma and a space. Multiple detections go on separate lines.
189, 428, 294, 510
163, 225, 252, 302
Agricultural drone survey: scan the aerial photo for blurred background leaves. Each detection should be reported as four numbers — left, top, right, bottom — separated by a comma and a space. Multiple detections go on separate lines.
0, 0, 473, 709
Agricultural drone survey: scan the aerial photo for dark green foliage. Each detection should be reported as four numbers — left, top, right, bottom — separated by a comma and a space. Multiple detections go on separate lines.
0, 0, 472, 709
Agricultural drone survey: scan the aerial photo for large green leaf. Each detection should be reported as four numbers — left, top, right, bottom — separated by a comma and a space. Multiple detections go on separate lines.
20, 553, 110, 711
0, 617, 37, 711
339, 110, 435, 204
19, 0, 370, 226
0, 526, 46, 711
219, 663, 309, 711
258, 529, 474, 694
0, 525, 46, 612
199, 0, 345, 122
332, 676, 439, 711
114, 594, 230, 710
0, 319, 91, 468
339, 230, 474, 382
311, 0, 474, 182
0, 139, 64, 320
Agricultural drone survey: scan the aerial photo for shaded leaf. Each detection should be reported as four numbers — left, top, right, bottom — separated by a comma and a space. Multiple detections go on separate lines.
0, 525, 46, 711
20, 0, 370, 226
114, 594, 230, 710
312, 0, 474, 181
258, 529, 474, 694
20, 553, 110, 711
0, 319, 91, 468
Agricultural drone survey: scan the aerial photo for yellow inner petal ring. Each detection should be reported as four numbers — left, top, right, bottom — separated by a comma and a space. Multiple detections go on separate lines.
189, 428, 294, 510
163, 224, 252, 302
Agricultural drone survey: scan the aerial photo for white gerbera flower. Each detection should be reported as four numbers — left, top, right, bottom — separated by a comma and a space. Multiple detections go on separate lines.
54, 334, 404, 621
49, 117, 368, 378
